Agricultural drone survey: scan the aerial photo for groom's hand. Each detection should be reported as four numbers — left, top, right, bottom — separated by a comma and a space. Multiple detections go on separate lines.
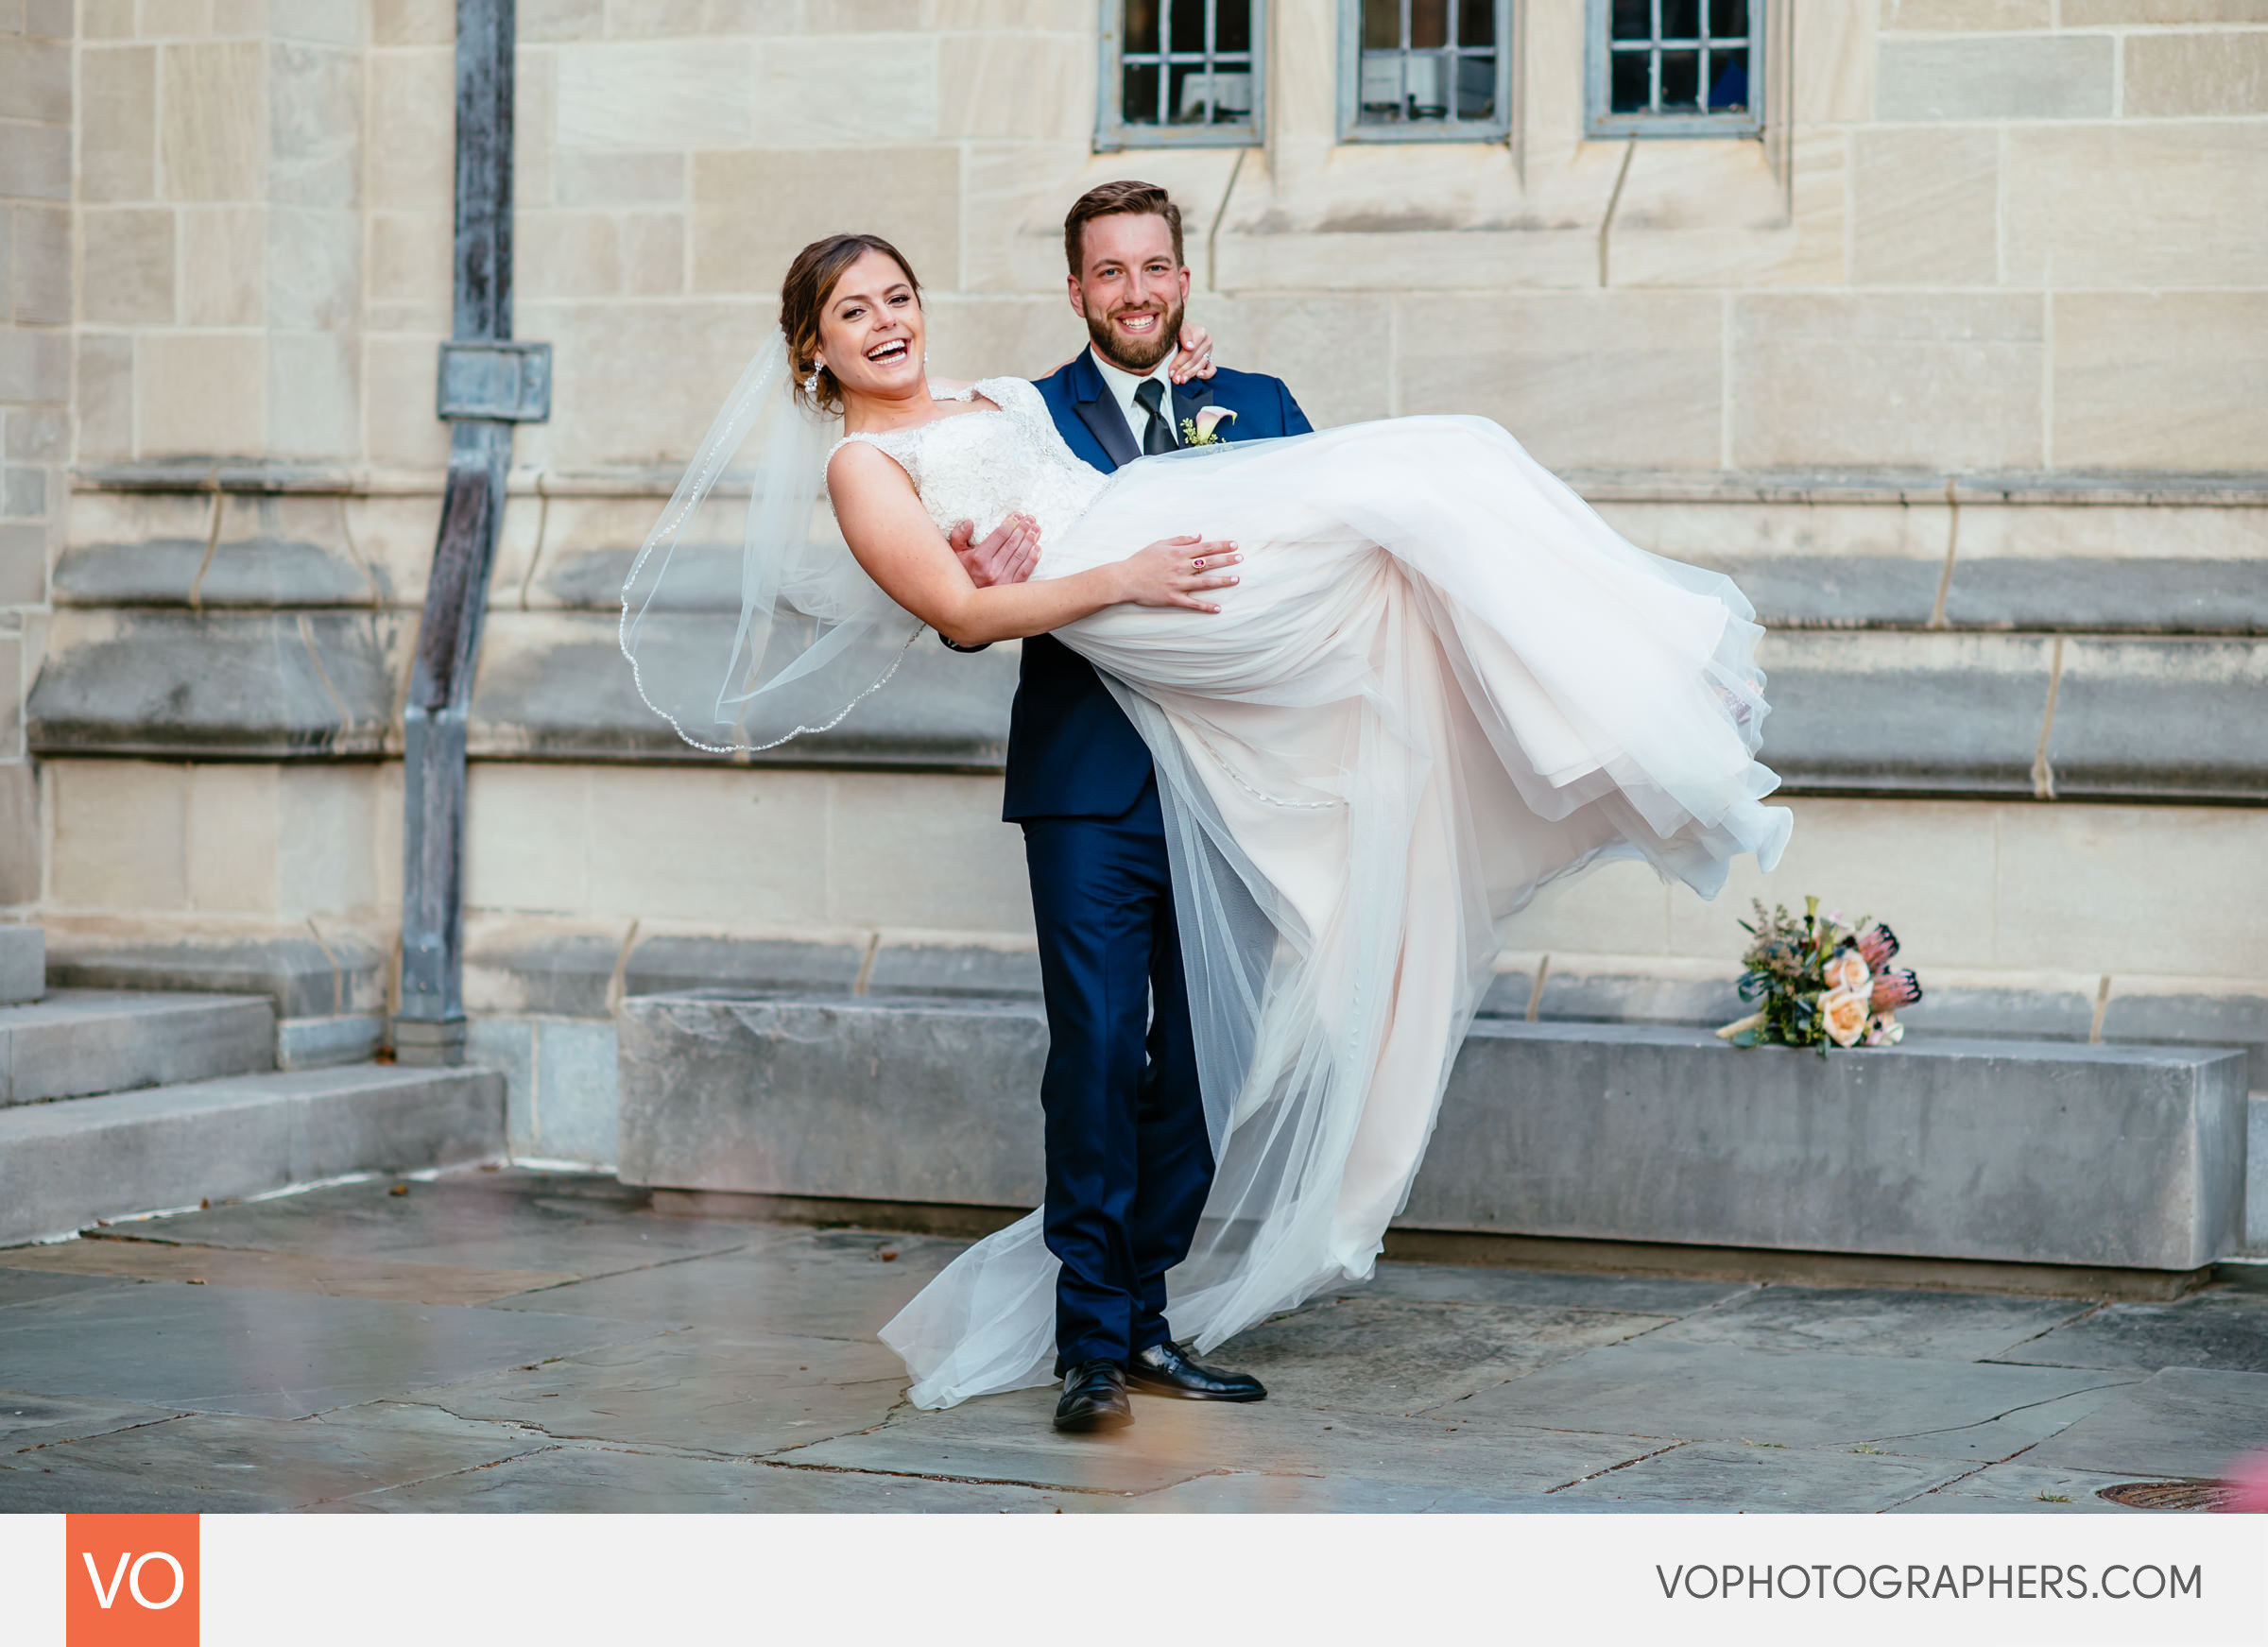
1169, 321, 1217, 384
950, 513, 1040, 588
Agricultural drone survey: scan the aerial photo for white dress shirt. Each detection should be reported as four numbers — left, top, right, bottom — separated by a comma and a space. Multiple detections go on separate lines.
1088, 343, 1182, 451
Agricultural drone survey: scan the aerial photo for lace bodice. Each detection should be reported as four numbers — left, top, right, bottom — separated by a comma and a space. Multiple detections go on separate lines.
831, 376, 1108, 549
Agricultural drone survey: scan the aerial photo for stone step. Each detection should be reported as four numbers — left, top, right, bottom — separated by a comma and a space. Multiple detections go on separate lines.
617, 991, 2252, 1277
0, 989, 276, 1107
30, 602, 2268, 800
40, 928, 387, 1072
0, 925, 40, 1006
0, 1062, 506, 1246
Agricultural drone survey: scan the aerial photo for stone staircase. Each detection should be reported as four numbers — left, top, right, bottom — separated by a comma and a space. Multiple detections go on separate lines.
0, 925, 504, 1247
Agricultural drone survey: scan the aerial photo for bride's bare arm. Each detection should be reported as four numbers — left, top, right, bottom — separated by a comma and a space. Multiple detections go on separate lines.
827, 442, 1239, 648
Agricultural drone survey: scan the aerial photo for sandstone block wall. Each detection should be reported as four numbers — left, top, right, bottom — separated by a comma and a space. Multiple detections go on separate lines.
3, 3, 2262, 1162
0, 3, 70, 911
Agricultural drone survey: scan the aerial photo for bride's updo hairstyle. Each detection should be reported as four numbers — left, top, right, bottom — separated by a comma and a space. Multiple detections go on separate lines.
782, 232, 922, 415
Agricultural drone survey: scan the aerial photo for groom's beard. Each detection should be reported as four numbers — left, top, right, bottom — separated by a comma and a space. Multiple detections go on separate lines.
1087, 296, 1185, 374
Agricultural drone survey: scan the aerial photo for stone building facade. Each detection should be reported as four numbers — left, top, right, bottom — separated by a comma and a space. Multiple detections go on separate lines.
4, 1, 2264, 1162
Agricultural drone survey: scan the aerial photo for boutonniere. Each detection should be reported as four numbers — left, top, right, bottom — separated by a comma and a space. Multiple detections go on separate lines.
1180, 406, 1237, 447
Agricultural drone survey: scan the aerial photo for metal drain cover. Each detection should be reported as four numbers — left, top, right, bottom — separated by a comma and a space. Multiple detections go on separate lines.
2097, 1481, 2232, 1511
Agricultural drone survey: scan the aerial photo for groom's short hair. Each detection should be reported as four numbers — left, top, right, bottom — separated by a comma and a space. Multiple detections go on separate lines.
1064, 180, 1185, 277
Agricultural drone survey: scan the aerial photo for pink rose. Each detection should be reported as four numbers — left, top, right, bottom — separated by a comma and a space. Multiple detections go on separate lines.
1822, 949, 1870, 994
1820, 986, 1870, 1047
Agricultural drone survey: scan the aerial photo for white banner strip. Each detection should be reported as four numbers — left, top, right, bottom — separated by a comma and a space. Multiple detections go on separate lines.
6, 1511, 2260, 1646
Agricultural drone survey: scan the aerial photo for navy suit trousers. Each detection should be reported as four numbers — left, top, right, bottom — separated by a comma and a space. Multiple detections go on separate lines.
1021, 780, 1213, 1372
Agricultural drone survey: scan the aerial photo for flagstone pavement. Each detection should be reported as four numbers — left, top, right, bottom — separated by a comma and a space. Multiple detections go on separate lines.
1, 1168, 2263, 1514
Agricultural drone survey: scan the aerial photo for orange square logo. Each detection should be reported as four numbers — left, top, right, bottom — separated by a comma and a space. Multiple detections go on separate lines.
65, 1516, 198, 1647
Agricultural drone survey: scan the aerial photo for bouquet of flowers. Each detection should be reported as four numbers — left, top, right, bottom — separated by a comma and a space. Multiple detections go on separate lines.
1716, 897, 1922, 1052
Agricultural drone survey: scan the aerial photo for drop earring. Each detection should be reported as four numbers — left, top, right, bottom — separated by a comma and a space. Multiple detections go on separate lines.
804, 362, 821, 397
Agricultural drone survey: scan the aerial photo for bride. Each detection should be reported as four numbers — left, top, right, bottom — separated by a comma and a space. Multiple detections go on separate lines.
621, 232, 1792, 1413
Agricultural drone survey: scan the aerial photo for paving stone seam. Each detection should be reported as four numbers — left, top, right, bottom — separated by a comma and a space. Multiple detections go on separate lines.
232, 1325, 690, 1420
755, 1459, 1114, 1504
476, 1238, 768, 1301
762, 1453, 1180, 1499
6, 1408, 190, 1457
318, 1440, 582, 1509
1607, 1286, 1767, 1346
300, 1435, 571, 1511
381, 1395, 904, 1467
1852, 1378, 2144, 1449
1881, 1439, 2039, 1513
327, 1429, 824, 1505
1979, 1299, 2111, 1362
1539, 1437, 1692, 1495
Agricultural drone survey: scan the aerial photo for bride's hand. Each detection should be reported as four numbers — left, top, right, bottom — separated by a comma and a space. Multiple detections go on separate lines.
1110, 534, 1241, 612
1169, 323, 1216, 384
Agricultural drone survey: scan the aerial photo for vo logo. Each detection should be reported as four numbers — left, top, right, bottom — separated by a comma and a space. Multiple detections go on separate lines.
65, 1516, 198, 1646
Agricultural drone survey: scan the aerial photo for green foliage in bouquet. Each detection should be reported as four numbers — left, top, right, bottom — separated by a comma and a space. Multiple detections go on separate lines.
1717, 896, 1922, 1053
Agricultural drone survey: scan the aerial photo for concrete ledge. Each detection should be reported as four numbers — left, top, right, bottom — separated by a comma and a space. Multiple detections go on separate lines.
1472, 965, 2262, 1087
618, 993, 2246, 1276
1684, 555, 2268, 635
28, 602, 2268, 801
1753, 631, 2268, 801
53, 537, 381, 609
1404, 1021, 2246, 1273
0, 1064, 506, 1246
0, 927, 41, 1007
26, 609, 405, 761
276, 1013, 387, 1072
468, 925, 1041, 1021
617, 992, 1046, 1206
2252, 1093, 2268, 1257
68, 460, 2268, 508
45, 929, 387, 1021
0, 990, 275, 1107
470, 611, 1017, 767
497, 927, 2258, 1081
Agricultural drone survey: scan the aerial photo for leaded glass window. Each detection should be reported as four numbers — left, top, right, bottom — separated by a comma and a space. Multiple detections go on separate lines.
1587, 0, 1763, 139
1341, 0, 1514, 142
1101, 0, 1264, 148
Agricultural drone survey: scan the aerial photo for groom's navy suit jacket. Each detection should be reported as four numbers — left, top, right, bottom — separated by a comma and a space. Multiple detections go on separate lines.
999, 347, 1312, 1369
1005, 351, 1314, 820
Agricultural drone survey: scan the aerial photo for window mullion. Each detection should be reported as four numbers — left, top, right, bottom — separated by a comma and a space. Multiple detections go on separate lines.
1204, 0, 1217, 126
1649, 0, 1662, 113
1448, 0, 1460, 124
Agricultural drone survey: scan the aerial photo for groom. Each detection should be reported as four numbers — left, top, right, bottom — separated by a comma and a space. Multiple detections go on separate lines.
948, 180, 1314, 1433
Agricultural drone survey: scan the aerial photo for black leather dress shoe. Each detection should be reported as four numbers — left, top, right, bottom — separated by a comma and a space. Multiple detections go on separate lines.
1126, 1342, 1267, 1401
1053, 1360, 1133, 1433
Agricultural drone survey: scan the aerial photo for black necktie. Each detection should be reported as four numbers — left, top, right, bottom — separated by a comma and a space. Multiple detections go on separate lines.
1133, 378, 1177, 455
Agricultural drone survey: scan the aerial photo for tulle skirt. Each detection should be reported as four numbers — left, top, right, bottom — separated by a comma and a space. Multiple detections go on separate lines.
880, 415, 1792, 1408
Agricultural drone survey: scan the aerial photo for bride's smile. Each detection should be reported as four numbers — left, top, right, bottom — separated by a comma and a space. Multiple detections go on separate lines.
809, 249, 935, 427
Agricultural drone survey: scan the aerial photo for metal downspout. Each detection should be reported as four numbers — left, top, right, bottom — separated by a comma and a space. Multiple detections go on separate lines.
396, 0, 551, 1065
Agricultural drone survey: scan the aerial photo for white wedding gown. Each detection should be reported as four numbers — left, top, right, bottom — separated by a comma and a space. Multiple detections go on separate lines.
847, 377, 1792, 1410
